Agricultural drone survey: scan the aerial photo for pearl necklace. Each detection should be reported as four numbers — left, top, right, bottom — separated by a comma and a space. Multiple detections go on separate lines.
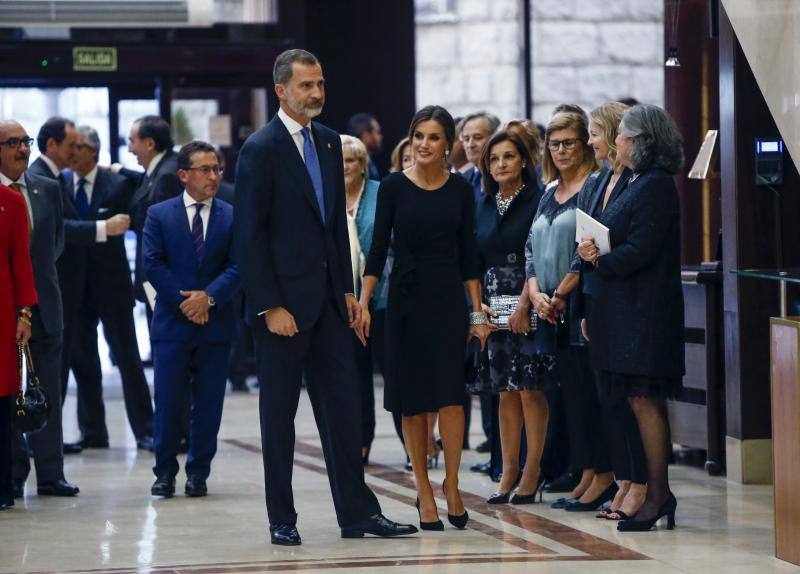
496, 184, 525, 215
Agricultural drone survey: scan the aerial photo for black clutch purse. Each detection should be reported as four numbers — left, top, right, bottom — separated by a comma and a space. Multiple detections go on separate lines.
13, 341, 51, 434
487, 295, 537, 331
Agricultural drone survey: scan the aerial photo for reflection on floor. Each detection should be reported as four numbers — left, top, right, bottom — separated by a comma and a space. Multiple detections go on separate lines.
2, 372, 798, 574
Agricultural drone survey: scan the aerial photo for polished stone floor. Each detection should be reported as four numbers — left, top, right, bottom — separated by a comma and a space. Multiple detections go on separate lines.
2, 369, 799, 574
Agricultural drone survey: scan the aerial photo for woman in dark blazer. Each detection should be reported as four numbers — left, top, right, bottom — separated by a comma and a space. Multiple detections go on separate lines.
0, 183, 37, 510
469, 131, 548, 504
579, 104, 684, 532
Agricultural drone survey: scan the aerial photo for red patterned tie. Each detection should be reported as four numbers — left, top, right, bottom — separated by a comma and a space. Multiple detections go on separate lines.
191, 203, 204, 257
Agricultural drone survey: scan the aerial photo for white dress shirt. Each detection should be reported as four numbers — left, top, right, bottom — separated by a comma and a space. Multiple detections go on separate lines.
183, 191, 212, 239
147, 151, 167, 177
39, 154, 61, 178
73, 166, 108, 242
0, 171, 34, 230
278, 107, 314, 162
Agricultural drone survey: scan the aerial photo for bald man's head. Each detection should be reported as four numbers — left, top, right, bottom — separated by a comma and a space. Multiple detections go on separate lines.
0, 120, 32, 181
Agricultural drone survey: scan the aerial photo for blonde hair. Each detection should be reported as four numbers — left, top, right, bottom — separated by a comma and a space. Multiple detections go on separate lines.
589, 102, 629, 172
541, 112, 598, 184
390, 137, 411, 173
340, 134, 369, 181
503, 119, 542, 168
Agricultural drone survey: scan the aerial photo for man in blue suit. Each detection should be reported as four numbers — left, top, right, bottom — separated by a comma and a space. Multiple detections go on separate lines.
235, 49, 415, 545
143, 140, 239, 498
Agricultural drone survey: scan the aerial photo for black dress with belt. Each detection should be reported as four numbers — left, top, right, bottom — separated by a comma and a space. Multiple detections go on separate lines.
364, 172, 481, 416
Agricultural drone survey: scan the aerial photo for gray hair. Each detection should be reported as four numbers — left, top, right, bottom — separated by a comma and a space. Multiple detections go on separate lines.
273, 49, 320, 85
77, 125, 100, 150
457, 111, 501, 135
619, 104, 684, 174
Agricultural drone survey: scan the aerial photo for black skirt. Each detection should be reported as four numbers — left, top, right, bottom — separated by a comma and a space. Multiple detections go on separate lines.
596, 370, 683, 400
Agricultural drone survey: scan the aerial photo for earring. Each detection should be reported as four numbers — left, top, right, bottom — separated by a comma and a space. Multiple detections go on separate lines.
522, 163, 526, 167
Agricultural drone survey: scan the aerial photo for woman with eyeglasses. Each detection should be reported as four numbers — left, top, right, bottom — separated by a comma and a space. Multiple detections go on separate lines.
525, 111, 615, 512
0, 182, 38, 510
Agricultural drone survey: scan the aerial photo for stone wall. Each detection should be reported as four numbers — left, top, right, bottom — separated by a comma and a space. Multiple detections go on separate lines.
415, 0, 664, 127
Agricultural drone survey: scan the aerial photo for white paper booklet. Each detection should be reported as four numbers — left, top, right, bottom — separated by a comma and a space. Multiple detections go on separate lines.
575, 208, 611, 255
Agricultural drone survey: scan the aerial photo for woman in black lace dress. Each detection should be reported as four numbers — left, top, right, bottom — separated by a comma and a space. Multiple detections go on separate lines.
359, 106, 491, 531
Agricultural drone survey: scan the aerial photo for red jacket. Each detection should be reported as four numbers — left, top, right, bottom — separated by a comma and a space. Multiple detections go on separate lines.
0, 184, 37, 397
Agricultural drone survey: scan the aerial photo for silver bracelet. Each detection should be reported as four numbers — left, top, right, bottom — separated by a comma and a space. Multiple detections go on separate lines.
469, 311, 488, 325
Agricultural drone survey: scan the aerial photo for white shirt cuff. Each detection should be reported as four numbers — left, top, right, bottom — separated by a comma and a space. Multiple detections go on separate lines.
110, 163, 123, 174
96, 221, 108, 243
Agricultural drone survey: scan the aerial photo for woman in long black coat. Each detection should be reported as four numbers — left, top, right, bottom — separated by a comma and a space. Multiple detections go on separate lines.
578, 104, 684, 532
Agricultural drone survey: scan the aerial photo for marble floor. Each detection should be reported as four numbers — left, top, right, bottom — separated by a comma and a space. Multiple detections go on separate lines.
2, 370, 799, 574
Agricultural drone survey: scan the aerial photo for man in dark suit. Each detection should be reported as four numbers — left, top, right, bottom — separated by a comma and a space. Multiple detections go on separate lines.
236, 49, 415, 546
120, 116, 183, 321
59, 126, 154, 452
144, 141, 239, 498
346, 113, 384, 180
27, 116, 77, 182
459, 111, 500, 201
0, 119, 79, 498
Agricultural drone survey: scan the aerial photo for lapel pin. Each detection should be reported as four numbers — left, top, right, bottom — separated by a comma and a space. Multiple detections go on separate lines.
327, 143, 332, 149
32, 189, 39, 195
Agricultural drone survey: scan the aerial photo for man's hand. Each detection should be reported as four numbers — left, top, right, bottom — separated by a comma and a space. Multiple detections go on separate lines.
265, 307, 299, 337
189, 312, 209, 325
106, 214, 131, 236
346, 294, 362, 328
179, 290, 211, 322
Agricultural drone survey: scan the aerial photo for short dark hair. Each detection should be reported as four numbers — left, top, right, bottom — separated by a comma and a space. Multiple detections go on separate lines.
478, 131, 537, 195
37, 116, 74, 152
407, 105, 456, 152
177, 140, 220, 171
134, 115, 173, 153
273, 49, 320, 85
346, 113, 377, 138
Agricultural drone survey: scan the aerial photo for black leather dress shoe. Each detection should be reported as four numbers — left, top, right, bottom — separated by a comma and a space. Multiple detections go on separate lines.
38, 480, 80, 497
470, 461, 492, 474
12, 479, 24, 499
63, 442, 83, 455
270, 524, 301, 546
341, 513, 418, 538
185, 475, 207, 497
137, 436, 155, 452
475, 439, 491, 453
151, 475, 176, 498
544, 471, 579, 493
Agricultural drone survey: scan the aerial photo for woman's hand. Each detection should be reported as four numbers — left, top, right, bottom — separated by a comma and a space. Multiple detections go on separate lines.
531, 292, 553, 320
16, 317, 32, 343
355, 303, 371, 346
578, 237, 599, 263
469, 323, 492, 351
508, 302, 531, 334
581, 318, 589, 341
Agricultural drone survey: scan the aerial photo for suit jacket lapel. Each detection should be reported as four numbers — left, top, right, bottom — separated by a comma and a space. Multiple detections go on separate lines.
23, 173, 44, 245
173, 199, 199, 268
589, 169, 611, 216
273, 119, 325, 225
202, 200, 223, 264
89, 171, 106, 216
313, 126, 336, 226
61, 175, 78, 217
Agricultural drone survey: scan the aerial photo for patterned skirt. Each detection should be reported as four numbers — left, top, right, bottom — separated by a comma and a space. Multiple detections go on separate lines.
467, 265, 556, 394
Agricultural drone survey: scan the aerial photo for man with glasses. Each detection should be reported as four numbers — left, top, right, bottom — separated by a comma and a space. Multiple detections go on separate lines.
59, 126, 154, 454
0, 120, 79, 499
143, 140, 239, 498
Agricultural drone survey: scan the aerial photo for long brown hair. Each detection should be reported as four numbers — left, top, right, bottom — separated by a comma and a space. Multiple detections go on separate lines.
478, 131, 537, 195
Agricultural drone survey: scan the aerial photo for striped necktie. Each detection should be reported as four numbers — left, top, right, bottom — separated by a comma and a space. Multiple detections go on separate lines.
191, 203, 204, 257
9, 183, 32, 231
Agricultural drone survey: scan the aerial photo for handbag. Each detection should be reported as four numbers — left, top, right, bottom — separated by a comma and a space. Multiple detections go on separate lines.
13, 341, 51, 434
487, 294, 537, 331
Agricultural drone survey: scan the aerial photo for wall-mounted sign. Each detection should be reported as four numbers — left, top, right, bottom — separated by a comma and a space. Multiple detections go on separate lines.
73, 47, 117, 72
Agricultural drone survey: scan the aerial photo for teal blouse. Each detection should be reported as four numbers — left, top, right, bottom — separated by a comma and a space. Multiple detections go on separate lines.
355, 179, 389, 309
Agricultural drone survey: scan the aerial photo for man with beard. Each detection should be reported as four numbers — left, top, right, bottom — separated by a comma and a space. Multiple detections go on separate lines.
235, 48, 416, 546
0, 120, 79, 499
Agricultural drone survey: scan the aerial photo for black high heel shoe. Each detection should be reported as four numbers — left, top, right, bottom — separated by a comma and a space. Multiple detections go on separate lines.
487, 470, 522, 504
564, 481, 619, 512
617, 493, 677, 532
443, 478, 469, 529
415, 498, 444, 531
509, 473, 546, 505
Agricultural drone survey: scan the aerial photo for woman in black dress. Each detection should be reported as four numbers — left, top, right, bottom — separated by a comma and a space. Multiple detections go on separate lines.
579, 104, 684, 531
468, 131, 552, 505
360, 105, 491, 530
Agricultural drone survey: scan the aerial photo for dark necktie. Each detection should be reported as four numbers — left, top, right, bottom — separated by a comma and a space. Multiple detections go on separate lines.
191, 203, 204, 257
300, 126, 326, 223
9, 183, 32, 231
75, 178, 90, 218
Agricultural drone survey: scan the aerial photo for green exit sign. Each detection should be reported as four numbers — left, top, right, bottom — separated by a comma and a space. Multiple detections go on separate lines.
73, 47, 117, 72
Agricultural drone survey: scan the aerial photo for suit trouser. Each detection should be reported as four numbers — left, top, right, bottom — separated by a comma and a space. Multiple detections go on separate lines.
253, 296, 381, 528
152, 339, 228, 479
353, 331, 375, 449
70, 294, 154, 441
12, 326, 65, 484
1, 396, 13, 505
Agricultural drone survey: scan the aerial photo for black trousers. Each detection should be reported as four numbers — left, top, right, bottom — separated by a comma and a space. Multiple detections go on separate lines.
596, 370, 647, 484
0, 396, 13, 506
65, 294, 153, 442
253, 295, 381, 527
227, 291, 253, 386
12, 325, 65, 484
541, 387, 571, 480
353, 330, 375, 449
556, 345, 611, 474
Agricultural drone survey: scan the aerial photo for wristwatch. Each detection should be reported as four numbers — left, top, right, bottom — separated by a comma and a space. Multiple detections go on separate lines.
207, 295, 216, 307
552, 290, 566, 300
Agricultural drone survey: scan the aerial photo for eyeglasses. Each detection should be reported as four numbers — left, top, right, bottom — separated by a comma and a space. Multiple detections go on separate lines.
0, 136, 34, 149
547, 138, 580, 151
186, 166, 223, 176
